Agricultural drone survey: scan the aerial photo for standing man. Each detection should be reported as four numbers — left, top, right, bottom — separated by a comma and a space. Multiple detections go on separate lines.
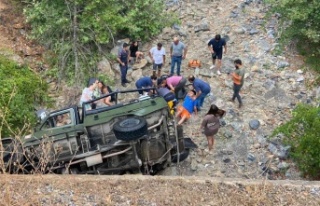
208, 34, 227, 75
188, 75, 211, 111
230, 59, 245, 108
149, 43, 166, 77
170, 37, 187, 76
117, 43, 131, 87
166, 75, 187, 99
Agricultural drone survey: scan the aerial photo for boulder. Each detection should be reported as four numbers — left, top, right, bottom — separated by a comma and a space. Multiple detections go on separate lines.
131, 69, 143, 82
131, 59, 148, 70
0, 51, 24, 66
110, 39, 130, 56
249, 119, 260, 130
194, 20, 210, 33
97, 58, 115, 77
277, 61, 290, 69
249, 28, 259, 35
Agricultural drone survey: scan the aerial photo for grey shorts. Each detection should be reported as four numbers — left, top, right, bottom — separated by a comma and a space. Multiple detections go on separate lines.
153, 63, 163, 70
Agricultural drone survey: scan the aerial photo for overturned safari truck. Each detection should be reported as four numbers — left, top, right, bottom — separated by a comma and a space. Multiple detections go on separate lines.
1, 88, 196, 175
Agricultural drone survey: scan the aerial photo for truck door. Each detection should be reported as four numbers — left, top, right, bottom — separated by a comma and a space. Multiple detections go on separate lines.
28, 108, 81, 161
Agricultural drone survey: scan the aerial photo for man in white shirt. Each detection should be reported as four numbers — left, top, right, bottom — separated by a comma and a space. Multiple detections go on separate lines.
149, 43, 166, 77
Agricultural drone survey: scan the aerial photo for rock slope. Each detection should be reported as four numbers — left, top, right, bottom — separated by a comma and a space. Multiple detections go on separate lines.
127, 0, 319, 179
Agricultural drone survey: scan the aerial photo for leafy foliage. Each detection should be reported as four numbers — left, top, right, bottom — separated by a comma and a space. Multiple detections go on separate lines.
0, 57, 49, 138
272, 104, 320, 179
22, 0, 176, 86
266, 0, 320, 72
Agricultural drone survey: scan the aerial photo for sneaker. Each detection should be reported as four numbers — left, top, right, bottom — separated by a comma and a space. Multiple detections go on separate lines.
210, 65, 215, 69
217, 70, 221, 75
125, 79, 131, 83
239, 103, 243, 108
121, 83, 127, 87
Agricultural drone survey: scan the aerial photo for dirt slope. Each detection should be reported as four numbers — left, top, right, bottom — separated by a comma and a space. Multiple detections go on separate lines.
1, 175, 320, 206
0, 0, 44, 67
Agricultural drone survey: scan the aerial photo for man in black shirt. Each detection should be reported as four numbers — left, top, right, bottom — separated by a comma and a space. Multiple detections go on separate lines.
207, 34, 227, 75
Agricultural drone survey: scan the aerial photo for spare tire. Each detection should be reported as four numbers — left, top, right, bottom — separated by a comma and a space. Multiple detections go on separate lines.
113, 117, 148, 141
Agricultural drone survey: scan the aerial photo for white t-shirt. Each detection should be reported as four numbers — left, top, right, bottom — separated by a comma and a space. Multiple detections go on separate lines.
150, 47, 166, 64
80, 87, 93, 103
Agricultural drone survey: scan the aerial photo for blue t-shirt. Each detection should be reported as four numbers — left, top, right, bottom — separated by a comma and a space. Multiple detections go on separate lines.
183, 95, 195, 114
208, 38, 226, 54
193, 79, 211, 94
136, 77, 153, 88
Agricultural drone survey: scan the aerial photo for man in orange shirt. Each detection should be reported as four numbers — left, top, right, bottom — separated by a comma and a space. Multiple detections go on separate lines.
230, 59, 245, 108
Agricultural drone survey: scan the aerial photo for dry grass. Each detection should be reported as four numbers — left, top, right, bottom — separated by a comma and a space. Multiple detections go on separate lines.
0, 175, 319, 206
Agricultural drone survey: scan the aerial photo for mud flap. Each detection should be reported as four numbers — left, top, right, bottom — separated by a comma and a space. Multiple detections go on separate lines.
171, 149, 190, 163
169, 137, 198, 149
183, 138, 198, 149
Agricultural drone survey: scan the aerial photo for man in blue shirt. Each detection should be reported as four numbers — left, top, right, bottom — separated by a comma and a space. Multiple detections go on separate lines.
117, 43, 131, 87
135, 75, 158, 95
170, 37, 188, 76
208, 34, 227, 75
188, 75, 211, 111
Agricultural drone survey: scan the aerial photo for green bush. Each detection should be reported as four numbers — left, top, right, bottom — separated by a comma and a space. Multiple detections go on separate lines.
266, 0, 320, 73
272, 104, 320, 179
0, 57, 49, 138
21, 0, 178, 85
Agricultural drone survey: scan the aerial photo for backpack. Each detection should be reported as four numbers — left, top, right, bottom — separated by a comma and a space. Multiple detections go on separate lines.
188, 59, 201, 68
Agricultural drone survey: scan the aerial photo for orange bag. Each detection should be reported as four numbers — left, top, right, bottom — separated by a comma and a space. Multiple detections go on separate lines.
188, 59, 201, 68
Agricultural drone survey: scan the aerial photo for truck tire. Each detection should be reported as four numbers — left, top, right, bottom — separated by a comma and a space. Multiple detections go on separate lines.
171, 149, 190, 163
1, 138, 25, 173
113, 117, 148, 141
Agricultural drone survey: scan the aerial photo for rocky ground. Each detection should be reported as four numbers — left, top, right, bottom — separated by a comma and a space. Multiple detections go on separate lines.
1, 0, 320, 204
1, 0, 319, 180
110, 0, 319, 180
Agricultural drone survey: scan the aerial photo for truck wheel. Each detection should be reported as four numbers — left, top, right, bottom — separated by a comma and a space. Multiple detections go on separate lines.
113, 117, 148, 141
171, 149, 190, 163
1, 138, 25, 173
2, 138, 24, 164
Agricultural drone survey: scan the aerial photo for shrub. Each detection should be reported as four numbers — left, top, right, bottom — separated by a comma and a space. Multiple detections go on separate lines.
266, 0, 320, 73
22, 0, 178, 85
272, 104, 320, 179
0, 57, 49, 138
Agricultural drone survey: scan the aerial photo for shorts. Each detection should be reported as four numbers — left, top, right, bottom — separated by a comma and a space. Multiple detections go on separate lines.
153, 63, 163, 70
163, 92, 175, 102
212, 52, 223, 60
204, 127, 219, 137
177, 106, 191, 120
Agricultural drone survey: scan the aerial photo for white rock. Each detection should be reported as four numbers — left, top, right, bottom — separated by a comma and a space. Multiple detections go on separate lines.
297, 69, 303, 74
296, 76, 304, 82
